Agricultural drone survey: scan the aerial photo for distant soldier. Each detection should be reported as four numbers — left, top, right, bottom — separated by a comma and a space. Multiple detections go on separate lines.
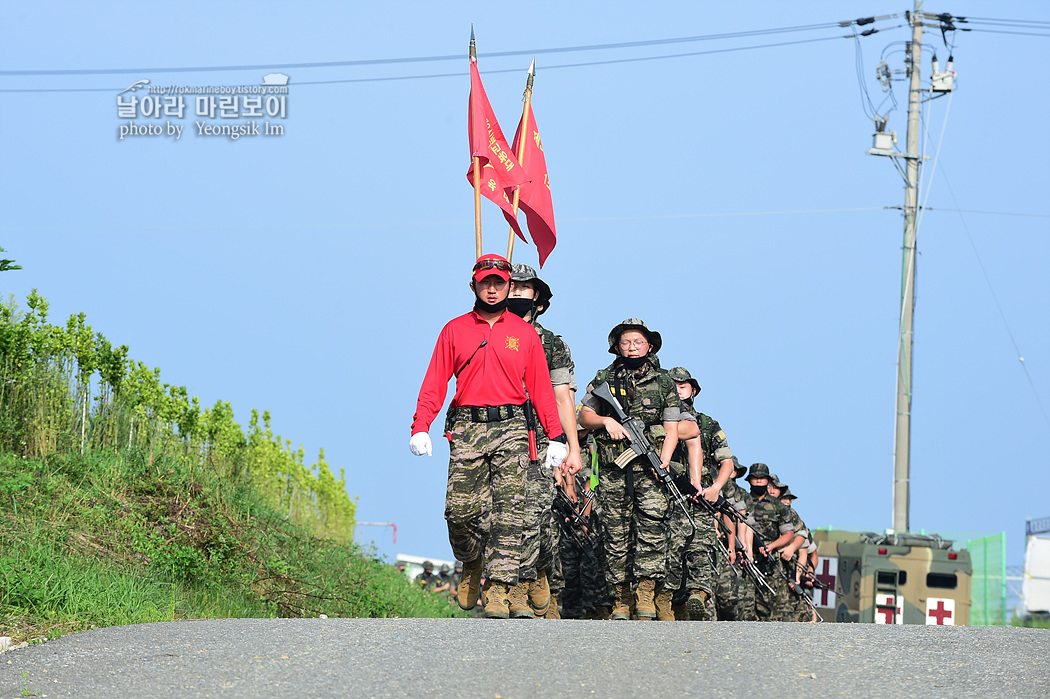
778, 485, 818, 622
715, 456, 755, 620
433, 563, 453, 595
663, 367, 734, 621
415, 560, 439, 591
395, 560, 407, 577
450, 561, 463, 597
579, 319, 687, 620
409, 254, 569, 618
745, 463, 794, 621
507, 264, 583, 619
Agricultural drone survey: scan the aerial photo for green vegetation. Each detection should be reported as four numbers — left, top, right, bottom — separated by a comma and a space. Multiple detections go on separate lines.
0, 289, 466, 644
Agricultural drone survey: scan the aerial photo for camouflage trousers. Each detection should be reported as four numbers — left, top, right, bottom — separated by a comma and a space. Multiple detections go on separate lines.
519, 438, 556, 579
714, 552, 741, 620
755, 554, 789, 621
735, 568, 758, 621
444, 414, 530, 585
664, 503, 717, 595
596, 462, 669, 585
558, 510, 608, 618
771, 558, 799, 621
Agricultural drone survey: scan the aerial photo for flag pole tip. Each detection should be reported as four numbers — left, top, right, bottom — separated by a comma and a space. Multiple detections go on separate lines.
528, 57, 536, 75
470, 24, 475, 41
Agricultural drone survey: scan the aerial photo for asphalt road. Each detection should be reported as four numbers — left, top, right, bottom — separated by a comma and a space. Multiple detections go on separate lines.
1, 618, 1047, 698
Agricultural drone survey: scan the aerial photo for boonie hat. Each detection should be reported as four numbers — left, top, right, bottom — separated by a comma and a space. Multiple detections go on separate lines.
746, 463, 771, 482
607, 318, 663, 355
770, 473, 785, 489
472, 254, 512, 283
780, 485, 797, 500
668, 367, 701, 396
731, 456, 747, 479
510, 263, 552, 314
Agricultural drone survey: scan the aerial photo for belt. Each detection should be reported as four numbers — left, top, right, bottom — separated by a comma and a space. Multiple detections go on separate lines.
453, 404, 526, 423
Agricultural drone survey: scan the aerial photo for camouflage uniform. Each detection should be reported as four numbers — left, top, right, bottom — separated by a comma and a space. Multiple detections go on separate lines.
444, 412, 532, 584
582, 359, 684, 588
558, 461, 610, 618
519, 319, 576, 593
664, 403, 731, 620
716, 478, 754, 620
748, 478, 793, 621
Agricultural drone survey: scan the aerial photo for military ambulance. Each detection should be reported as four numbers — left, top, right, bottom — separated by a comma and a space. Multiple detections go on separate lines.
811, 529, 972, 625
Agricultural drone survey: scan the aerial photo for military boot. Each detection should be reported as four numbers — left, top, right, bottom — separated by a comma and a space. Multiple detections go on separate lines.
687, 589, 711, 621
457, 557, 483, 610
508, 582, 533, 618
543, 592, 561, 619
672, 600, 689, 621
655, 586, 675, 621
610, 584, 631, 620
484, 581, 510, 619
528, 569, 551, 616
634, 579, 657, 620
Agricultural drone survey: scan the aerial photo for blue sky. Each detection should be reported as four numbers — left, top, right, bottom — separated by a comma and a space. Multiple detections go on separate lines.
2, 1, 1047, 573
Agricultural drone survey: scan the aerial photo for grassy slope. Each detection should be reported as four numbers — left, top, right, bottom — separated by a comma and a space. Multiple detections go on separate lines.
0, 449, 466, 644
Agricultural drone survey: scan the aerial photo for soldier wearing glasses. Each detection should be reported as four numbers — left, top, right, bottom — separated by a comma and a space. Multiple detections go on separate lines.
409, 254, 568, 618
578, 319, 689, 620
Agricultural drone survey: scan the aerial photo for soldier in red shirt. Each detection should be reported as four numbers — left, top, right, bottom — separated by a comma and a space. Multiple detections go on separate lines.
409, 254, 570, 618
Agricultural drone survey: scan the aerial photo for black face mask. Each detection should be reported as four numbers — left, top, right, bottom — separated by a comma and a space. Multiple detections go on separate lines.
620, 355, 648, 370
750, 484, 767, 497
506, 297, 533, 318
474, 296, 508, 314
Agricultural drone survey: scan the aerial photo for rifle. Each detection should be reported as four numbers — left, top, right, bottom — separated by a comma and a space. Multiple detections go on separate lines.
590, 382, 696, 531
552, 487, 598, 550
670, 475, 736, 565
701, 494, 779, 596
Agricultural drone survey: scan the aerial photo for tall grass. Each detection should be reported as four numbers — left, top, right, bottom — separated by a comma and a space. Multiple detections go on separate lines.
0, 450, 466, 644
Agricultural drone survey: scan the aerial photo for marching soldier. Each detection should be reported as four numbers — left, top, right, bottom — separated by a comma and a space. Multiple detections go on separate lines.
663, 367, 735, 621
408, 254, 569, 618
507, 264, 583, 618
579, 319, 689, 620
415, 560, 439, 591
744, 463, 794, 621
716, 457, 755, 620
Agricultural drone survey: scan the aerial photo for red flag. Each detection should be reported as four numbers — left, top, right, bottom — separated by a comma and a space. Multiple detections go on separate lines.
466, 57, 527, 240
503, 106, 557, 267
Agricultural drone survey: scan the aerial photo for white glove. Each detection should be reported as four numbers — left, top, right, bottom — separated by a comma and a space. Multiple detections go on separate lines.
544, 440, 568, 471
409, 432, 432, 457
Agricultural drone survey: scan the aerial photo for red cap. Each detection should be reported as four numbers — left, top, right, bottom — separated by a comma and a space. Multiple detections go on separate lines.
472, 254, 512, 283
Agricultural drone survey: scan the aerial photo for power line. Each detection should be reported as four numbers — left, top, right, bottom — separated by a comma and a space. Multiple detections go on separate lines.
0, 34, 855, 94
0, 17, 897, 78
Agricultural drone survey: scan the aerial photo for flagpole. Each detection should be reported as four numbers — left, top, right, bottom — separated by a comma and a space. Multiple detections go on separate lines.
506, 58, 535, 263
470, 27, 483, 259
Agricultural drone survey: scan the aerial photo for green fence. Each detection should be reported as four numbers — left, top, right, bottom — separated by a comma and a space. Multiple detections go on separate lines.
967, 532, 1008, 626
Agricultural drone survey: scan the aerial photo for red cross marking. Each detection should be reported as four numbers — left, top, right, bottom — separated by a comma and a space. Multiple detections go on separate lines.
815, 558, 836, 606
876, 605, 896, 624
929, 600, 953, 625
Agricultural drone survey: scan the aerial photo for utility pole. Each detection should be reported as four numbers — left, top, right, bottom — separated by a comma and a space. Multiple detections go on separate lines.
892, 0, 925, 533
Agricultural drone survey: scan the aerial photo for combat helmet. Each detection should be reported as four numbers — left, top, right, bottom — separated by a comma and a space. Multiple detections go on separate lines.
423, 560, 434, 571
439, 563, 450, 574
510, 264, 552, 315
668, 367, 701, 396
746, 463, 771, 482
607, 318, 662, 355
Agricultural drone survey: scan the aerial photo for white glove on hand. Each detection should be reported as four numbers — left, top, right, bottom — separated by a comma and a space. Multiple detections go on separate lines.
409, 432, 432, 457
544, 440, 568, 471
